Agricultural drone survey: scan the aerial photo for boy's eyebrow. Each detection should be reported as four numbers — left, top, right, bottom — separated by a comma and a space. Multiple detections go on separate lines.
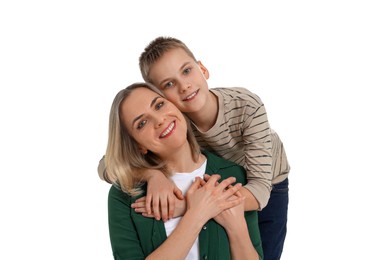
131, 96, 161, 127
180, 62, 191, 71
158, 61, 191, 86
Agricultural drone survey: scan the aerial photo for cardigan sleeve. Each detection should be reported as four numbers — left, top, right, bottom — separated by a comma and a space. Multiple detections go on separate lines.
108, 185, 145, 260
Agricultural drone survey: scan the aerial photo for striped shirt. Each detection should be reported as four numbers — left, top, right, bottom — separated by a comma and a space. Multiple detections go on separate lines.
191, 87, 290, 209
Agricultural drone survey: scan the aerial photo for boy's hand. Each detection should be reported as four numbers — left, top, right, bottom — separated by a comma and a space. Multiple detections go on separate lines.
131, 196, 187, 219
141, 170, 184, 221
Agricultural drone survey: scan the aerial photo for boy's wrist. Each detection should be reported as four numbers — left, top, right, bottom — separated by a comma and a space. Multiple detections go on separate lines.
143, 169, 164, 181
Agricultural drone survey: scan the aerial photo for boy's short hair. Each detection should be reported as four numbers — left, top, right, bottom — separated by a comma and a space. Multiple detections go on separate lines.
139, 36, 197, 84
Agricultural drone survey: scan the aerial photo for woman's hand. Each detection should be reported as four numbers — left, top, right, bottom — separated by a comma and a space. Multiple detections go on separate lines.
138, 169, 184, 222
185, 174, 244, 223
213, 190, 246, 231
203, 173, 246, 230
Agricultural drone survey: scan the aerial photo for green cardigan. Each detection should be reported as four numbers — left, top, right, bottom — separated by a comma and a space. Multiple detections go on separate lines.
108, 150, 263, 259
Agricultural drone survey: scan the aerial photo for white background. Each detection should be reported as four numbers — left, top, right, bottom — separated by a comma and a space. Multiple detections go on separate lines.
1, 1, 389, 259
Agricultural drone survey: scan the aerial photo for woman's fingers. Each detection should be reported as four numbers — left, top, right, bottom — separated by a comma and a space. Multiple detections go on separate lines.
202, 174, 221, 188
223, 194, 245, 208
187, 177, 202, 195
203, 173, 211, 181
211, 176, 237, 192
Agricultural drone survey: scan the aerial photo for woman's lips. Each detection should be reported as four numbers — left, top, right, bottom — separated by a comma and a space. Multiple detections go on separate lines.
160, 121, 175, 138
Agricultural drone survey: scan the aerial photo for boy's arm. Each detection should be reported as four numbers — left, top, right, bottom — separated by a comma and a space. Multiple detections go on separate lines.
142, 170, 184, 221
100, 155, 184, 221
240, 187, 260, 211
242, 94, 273, 210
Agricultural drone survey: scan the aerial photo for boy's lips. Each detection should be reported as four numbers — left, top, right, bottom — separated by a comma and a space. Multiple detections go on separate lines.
159, 121, 175, 138
183, 89, 199, 101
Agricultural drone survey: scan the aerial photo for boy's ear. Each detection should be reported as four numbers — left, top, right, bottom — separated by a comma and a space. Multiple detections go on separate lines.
197, 61, 210, 79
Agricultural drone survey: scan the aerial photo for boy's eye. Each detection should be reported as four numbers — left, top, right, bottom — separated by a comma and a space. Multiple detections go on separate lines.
164, 81, 174, 89
155, 101, 164, 110
137, 120, 146, 129
183, 67, 191, 75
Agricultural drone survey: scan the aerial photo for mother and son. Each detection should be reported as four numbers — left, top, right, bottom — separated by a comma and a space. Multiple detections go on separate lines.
98, 36, 290, 260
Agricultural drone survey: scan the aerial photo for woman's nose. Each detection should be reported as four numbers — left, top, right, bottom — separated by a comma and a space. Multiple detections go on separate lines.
154, 114, 165, 128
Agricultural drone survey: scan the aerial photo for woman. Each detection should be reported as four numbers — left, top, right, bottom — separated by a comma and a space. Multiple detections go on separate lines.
105, 82, 262, 259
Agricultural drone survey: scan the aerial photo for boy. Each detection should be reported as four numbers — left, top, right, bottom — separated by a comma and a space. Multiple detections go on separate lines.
99, 36, 290, 260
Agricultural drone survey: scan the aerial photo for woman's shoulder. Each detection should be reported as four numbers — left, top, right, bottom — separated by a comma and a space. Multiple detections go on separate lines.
202, 150, 247, 184
108, 183, 146, 203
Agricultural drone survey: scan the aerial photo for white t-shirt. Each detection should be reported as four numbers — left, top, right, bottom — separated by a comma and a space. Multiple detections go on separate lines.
164, 160, 207, 260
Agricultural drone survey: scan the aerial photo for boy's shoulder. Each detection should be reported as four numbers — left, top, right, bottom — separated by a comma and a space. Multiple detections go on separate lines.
211, 86, 253, 94
210, 87, 263, 105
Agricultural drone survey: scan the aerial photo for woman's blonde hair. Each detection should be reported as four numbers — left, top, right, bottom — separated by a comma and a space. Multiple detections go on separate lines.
104, 82, 200, 195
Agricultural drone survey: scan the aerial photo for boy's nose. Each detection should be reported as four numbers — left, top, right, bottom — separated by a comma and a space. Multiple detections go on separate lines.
179, 81, 191, 93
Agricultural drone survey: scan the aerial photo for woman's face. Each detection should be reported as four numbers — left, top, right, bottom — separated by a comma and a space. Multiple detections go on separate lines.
121, 87, 188, 158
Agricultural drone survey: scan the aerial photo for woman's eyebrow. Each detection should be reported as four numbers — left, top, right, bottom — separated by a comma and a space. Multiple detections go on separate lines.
150, 96, 160, 108
131, 96, 161, 127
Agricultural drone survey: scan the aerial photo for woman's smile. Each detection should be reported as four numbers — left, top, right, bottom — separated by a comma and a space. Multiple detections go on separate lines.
160, 121, 176, 138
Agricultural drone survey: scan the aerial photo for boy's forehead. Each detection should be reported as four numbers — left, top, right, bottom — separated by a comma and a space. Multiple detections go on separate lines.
149, 48, 195, 80
162, 48, 193, 62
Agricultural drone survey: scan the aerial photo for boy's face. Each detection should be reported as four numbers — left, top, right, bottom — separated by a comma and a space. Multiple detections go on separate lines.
148, 48, 210, 114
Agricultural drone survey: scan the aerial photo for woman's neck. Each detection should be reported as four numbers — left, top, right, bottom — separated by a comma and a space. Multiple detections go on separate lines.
162, 142, 205, 173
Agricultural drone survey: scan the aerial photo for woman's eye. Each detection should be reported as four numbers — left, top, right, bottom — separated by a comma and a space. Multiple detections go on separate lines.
156, 101, 164, 110
183, 67, 191, 75
137, 120, 146, 129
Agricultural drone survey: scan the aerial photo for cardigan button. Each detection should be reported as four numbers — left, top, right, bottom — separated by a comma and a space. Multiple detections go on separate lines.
202, 226, 207, 230
203, 256, 208, 259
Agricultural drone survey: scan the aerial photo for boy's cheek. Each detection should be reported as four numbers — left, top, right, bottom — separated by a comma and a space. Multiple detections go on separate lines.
165, 94, 181, 105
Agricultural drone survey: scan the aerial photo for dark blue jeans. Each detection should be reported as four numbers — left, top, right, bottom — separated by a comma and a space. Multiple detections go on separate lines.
258, 178, 289, 260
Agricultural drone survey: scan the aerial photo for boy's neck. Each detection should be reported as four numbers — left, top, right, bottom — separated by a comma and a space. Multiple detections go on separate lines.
186, 90, 218, 132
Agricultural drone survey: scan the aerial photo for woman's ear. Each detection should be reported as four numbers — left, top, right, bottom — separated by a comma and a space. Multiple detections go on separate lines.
139, 146, 148, 155
197, 60, 210, 80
